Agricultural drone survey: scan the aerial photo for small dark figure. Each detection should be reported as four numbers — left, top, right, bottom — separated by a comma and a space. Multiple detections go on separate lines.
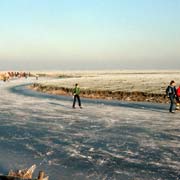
166, 80, 177, 113
72, 83, 82, 109
36, 74, 39, 80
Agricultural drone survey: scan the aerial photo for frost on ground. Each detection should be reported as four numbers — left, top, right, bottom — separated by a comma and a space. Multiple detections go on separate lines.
30, 71, 180, 103
37, 70, 180, 94
0, 78, 180, 180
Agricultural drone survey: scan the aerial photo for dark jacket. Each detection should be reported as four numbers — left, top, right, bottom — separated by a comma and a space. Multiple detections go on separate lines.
166, 85, 177, 97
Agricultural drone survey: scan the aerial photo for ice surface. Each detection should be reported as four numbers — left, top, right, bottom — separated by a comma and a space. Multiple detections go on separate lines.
0, 78, 179, 180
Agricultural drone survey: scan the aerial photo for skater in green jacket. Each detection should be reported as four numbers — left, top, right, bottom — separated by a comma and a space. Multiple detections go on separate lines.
72, 83, 82, 109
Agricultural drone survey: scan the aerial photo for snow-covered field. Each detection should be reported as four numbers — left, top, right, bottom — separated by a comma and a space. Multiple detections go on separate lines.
38, 70, 180, 94
0, 77, 180, 180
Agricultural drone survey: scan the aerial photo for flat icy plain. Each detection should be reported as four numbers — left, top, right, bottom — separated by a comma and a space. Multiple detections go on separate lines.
0, 78, 179, 180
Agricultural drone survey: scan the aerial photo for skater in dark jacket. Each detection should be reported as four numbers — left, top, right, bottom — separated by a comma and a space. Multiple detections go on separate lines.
166, 80, 177, 113
72, 83, 82, 109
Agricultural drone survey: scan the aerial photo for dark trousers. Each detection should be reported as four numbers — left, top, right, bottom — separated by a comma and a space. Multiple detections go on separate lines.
73, 95, 81, 107
169, 95, 175, 112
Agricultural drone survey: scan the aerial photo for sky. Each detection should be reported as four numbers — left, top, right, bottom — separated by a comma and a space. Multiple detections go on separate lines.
0, 0, 180, 70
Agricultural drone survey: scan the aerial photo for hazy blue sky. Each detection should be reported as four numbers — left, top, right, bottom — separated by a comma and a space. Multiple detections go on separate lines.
0, 0, 179, 70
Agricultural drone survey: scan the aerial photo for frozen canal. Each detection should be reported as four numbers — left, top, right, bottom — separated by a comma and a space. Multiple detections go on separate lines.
0, 79, 179, 180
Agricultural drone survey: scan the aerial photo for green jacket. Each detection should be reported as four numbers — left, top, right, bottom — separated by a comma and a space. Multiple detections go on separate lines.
73, 87, 80, 95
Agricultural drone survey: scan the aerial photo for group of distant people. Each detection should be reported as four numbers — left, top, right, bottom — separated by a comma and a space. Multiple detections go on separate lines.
7, 71, 30, 79
1, 72, 39, 82
166, 80, 180, 113
1, 72, 31, 82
